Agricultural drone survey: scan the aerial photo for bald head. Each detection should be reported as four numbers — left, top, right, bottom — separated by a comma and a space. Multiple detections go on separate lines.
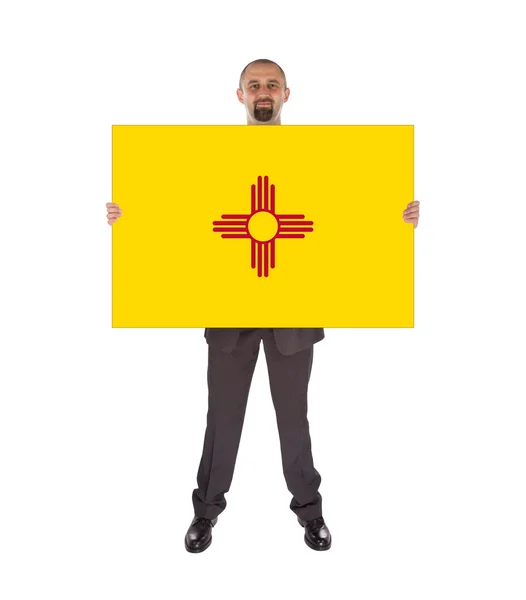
239, 59, 287, 92
237, 59, 290, 125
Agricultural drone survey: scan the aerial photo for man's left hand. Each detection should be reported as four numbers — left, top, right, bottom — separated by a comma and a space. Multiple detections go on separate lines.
403, 200, 420, 228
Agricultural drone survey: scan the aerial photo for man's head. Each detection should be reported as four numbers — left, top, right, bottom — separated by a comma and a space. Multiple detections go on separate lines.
237, 59, 290, 125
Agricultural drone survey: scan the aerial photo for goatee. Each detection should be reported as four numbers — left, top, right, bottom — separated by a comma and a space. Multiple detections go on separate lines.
254, 107, 273, 122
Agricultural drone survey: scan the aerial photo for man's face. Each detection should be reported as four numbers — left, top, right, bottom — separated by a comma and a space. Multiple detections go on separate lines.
237, 64, 290, 124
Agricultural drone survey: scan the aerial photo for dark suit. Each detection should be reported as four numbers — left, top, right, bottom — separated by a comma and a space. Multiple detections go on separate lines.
204, 327, 325, 355
192, 328, 325, 522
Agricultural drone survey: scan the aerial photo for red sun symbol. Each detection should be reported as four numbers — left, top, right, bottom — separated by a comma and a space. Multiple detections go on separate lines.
212, 176, 314, 277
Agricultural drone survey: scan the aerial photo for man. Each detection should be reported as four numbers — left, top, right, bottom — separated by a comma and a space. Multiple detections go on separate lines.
106, 58, 420, 553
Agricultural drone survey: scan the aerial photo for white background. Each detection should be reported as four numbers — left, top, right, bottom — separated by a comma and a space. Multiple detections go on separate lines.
1, 0, 525, 598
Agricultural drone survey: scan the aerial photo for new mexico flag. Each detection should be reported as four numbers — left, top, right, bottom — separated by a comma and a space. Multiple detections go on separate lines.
112, 125, 413, 328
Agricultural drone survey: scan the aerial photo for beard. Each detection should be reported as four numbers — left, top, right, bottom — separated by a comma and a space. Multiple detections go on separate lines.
254, 104, 274, 122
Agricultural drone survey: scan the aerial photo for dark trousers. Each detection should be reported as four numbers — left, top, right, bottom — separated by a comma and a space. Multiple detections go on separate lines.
192, 328, 323, 521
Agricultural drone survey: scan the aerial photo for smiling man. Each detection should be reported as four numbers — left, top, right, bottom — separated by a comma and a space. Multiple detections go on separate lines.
237, 60, 290, 124
106, 58, 420, 554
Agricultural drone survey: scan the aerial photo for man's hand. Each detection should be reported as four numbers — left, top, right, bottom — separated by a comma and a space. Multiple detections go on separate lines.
403, 200, 420, 228
106, 203, 122, 225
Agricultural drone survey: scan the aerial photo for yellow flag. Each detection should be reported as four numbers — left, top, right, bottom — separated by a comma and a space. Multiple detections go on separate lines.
112, 125, 413, 327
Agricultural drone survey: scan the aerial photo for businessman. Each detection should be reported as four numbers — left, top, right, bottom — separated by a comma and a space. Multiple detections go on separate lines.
106, 58, 420, 553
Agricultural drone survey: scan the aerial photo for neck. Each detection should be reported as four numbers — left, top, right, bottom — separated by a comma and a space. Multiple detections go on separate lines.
246, 117, 282, 126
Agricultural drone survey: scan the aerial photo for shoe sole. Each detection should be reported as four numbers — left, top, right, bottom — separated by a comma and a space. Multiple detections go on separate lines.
185, 536, 212, 553
304, 534, 331, 551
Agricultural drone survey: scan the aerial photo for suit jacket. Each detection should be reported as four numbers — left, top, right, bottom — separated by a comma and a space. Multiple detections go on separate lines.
204, 328, 325, 355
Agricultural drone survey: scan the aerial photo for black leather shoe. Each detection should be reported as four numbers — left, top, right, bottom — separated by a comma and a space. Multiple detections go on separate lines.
298, 516, 332, 550
184, 516, 218, 553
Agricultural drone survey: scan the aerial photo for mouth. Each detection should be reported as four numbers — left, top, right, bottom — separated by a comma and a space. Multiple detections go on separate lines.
257, 102, 272, 107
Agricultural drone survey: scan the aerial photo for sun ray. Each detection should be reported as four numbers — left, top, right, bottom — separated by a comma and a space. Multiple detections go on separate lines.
213, 227, 248, 232
278, 227, 314, 232
257, 241, 262, 277
213, 220, 250, 226
277, 221, 313, 226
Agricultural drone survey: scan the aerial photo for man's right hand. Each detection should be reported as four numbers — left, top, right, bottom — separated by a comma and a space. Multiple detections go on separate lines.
106, 203, 122, 225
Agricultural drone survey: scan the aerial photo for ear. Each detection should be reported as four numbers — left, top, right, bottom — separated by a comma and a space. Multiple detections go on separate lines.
236, 88, 245, 104
283, 88, 290, 103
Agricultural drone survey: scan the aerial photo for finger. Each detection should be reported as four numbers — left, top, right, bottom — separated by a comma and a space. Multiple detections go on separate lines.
106, 203, 120, 208
107, 207, 121, 214
404, 207, 419, 216
407, 200, 420, 207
